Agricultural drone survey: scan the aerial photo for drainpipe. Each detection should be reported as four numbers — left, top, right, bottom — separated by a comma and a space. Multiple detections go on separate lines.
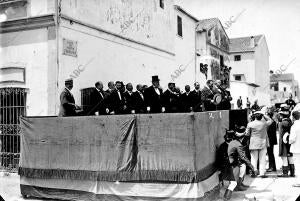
194, 24, 198, 83
54, 0, 60, 115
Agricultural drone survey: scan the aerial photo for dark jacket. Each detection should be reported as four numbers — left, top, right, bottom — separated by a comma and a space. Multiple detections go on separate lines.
201, 86, 215, 111
162, 89, 180, 113
191, 90, 202, 112
144, 86, 163, 113
90, 88, 108, 115
180, 92, 194, 112
237, 99, 243, 108
267, 120, 277, 146
228, 140, 253, 170
278, 117, 293, 157
123, 91, 135, 113
58, 88, 76, 117
218, 89, 232, 110
108, 89, 126, 114
133, 91, 146, 113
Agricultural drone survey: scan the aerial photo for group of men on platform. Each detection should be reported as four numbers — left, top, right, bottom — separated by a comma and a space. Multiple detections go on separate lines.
58, 75, 232, 117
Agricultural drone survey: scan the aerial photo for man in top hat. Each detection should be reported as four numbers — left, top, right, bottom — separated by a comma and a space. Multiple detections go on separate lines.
144, 75, 164, 113
58, 79, 80, 117
162, 82, 180, 113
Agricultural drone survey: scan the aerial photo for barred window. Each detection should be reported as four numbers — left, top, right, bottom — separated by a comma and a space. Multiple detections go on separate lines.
0, 87, 27, 170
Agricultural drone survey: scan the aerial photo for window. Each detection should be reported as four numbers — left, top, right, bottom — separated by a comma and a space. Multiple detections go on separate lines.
159, 0, 164, 9
295, 91, 297, 97
234, 55, 241, 61
177, 16, 182, 37
0, 87, 27, 170
220, 55, 224, 67
284, 87, 286, 92
0, 0, 28, 21
234, 75, 241, 81
81, 87, 95, 114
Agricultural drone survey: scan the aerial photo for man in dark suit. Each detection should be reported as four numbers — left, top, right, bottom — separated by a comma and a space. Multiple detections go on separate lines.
266, 111, 277, 172
215, 80, 232, 110
237, 96, 243, 109
144, 75, 164, 113
58, 79, 80, 116
162, 82, 180, 113
134, 84, 146, 113
105, 81, 115, 95
201, 80, 216, 111
191, 82, 202, 112
89, 81, 109, 115
181, 85, 194, 112
108, 81, 127, 114
124, 83, 135, 114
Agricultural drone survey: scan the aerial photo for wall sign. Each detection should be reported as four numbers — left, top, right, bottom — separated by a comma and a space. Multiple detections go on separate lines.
63, 38, 77, 57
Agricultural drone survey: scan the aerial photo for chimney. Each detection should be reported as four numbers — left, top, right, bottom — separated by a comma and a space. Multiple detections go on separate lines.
250, 36, 255, 48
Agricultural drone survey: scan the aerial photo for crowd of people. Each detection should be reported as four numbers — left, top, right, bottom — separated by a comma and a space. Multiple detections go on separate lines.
58, 75, 233, 116
217, 98, 300, 200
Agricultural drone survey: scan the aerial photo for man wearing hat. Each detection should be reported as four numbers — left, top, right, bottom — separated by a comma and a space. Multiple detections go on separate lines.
246, 111, 272, 177
162, 82, 180, 113
144, 76, 164, 113
217, 130, 254, 200
278, 104, 295, 177
58, 79, 81, 117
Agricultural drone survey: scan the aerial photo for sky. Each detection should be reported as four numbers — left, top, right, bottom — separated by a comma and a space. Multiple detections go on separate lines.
175, 0, 300, 82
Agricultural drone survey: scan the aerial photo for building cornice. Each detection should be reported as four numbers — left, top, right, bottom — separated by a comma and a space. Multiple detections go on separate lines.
229, 50, 255, 54
0, 14, 55, 33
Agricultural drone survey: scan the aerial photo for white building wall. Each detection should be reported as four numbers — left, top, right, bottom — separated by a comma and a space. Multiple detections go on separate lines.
0, 28, 56, 116
58, 19, 175, 107
173, 9, 196, 90
254, 37, 270, 106
60, 0, 175, 54
230, 81, 255, 109
230, 52, 255, 83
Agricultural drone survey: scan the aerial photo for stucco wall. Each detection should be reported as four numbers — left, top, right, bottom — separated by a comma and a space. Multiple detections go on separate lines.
230, 52, 255, 83
58, 19, 176, 107
60, 0, 175, 54
230, 81, 251, 109
173, 9, 196, 90
0, 28, 56, 116
254, 37, 270, 106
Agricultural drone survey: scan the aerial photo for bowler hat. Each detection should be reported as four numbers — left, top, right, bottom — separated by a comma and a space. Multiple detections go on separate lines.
152, 75, 160, 82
